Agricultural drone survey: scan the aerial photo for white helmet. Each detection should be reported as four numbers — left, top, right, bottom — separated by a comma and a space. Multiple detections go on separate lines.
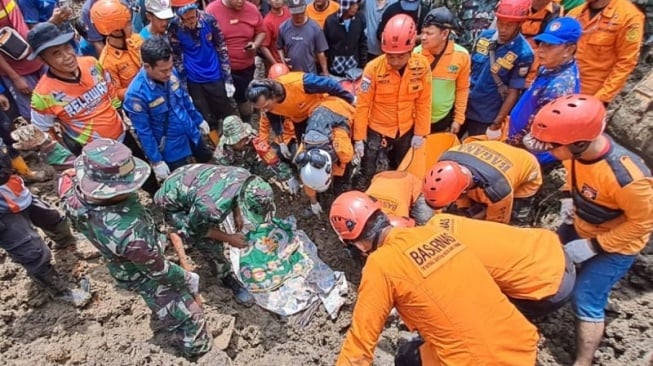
299, 149, 332, 192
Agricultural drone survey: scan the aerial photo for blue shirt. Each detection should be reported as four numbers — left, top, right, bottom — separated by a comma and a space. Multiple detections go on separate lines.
123, 68, 204, 164
139, 25, 152, 40
76, 38, 98, 57
169, 11, 232, 84
508, 59, 580, 164
466, 30, 534, 124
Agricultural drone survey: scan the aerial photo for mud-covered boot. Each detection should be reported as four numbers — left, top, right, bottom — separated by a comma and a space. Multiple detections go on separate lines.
43, 219, 77, 249
31, 267, 92, 308
221, 274, 254, 307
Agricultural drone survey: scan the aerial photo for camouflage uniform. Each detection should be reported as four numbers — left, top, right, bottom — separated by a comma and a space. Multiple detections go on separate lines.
46, 138, 211, 357
213, 116, 295, 184
154, 164, 274, 279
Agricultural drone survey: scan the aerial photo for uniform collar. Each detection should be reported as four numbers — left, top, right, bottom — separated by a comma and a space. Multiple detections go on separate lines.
142, 68, 168, 91
105, 34, 140, 56
540, 58, 576, 75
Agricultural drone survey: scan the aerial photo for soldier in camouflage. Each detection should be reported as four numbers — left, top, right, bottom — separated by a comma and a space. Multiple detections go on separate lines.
10, 126, 212, 358
154, 163, 275, 306
213, 115, 301, 195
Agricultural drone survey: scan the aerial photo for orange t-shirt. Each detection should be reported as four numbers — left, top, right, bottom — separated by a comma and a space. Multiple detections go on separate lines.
306, 0, 339, 28
31, 57, 124, 145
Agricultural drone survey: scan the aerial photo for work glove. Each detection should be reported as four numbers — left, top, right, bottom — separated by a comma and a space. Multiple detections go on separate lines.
185, 271, 200, 294
564, 239, 598, 264
285, 176, 301, 195
354, 140, 365, 159
278, 142, 292, 159
153, 161, 171, 182
199, 120, 210, 135
560, 198, 575, 225
411, 135, 424, 149
311, 201, 323, 216
225, 82, 236, 98
486, 126, 503, 140
11, 124, 49, 150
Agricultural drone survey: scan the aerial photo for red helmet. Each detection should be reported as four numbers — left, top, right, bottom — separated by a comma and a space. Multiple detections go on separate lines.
388, 215, 416, 228
329, 191, 382, 241
90, 0, 131, 35
495, 0, 531, 23
530, 94, 606, 145
382, 14, 417, 54
268, 63, 290, 79
423, 161, 472, 209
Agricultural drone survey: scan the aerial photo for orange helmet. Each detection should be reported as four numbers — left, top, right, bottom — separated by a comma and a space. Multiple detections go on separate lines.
90, 0, 132, 36
329, 191, 382, 241
268, 63, 290, 79
423, 161, 472, 209
381, 14, 417, 54
388, 215, 416, 228
529, 94, 606, 145
171, 0, 196, 7
495, 0, 531, 23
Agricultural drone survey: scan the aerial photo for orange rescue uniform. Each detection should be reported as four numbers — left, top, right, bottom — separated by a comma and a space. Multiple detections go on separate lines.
439, 141, 543, 224
337, 225, 539, 365
98, 33, 144, 101
269, 72, 326, 123
568, 0, 644, 102
366, 170, 422, 218
353, 53, 432, 141
427, 214, 565, 300
561, 138, 653, 255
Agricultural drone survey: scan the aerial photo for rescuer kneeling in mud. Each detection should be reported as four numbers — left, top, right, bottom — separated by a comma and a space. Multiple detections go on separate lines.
423, 140, 543, 224
523, 94, 653, 366
329, 190, 539, 365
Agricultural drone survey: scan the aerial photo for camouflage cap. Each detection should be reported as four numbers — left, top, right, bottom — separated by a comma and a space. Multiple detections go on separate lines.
239, 176, 275, 225
221, 115, 256, 146
74, 138, 152, 200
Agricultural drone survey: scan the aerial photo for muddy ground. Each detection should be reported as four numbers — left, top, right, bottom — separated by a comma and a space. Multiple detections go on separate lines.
2, 51, 653, 366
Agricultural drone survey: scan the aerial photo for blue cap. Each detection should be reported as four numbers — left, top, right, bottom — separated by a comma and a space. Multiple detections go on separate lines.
533, 17, 582, 45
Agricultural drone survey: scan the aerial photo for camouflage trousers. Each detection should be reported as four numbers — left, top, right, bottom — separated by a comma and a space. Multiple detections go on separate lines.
137, 279, 212, 357
193, 238, 231, 279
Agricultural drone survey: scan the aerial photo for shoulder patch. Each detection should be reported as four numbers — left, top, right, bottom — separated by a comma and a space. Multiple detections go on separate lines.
360, 76, 371, 93
626, 26, 641, 43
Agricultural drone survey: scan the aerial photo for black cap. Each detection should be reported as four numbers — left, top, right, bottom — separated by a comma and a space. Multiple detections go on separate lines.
27, 22, 75, 61
423, 7, 457, 30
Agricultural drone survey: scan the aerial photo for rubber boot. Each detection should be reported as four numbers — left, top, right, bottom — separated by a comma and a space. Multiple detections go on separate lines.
11, 156, 47, 183
209, 130, 220, 146
31, 267, 92, 308
42, 219, 77, 249
221, 274, 254, 307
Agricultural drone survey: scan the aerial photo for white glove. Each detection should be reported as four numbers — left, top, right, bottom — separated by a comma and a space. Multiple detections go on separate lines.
278, 143, 292, 159
153, 161, 171, 181
560, 198, 575, 225
199, 120, 210, 135
311, 202, 323, 216
225, 82, 236, 98
185, 271, 200, 294
411, 135, 424, 148
486, 126, 503, 140
354, 140, 365, 159
286, 176, 301, 195
564, 239, 598, 264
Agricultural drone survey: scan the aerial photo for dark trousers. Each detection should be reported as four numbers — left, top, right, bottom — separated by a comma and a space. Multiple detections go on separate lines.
0, 209, 52, 278
0, 109, 19, 159
187, 80, 237, 133
293, 120, 308, 142
231, 65, 256, 104
27, 197, 66, 234
430, 108, 455, 134
458, 118, 489, 139
358, 128, 413, 190
167, 138, 213, 172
